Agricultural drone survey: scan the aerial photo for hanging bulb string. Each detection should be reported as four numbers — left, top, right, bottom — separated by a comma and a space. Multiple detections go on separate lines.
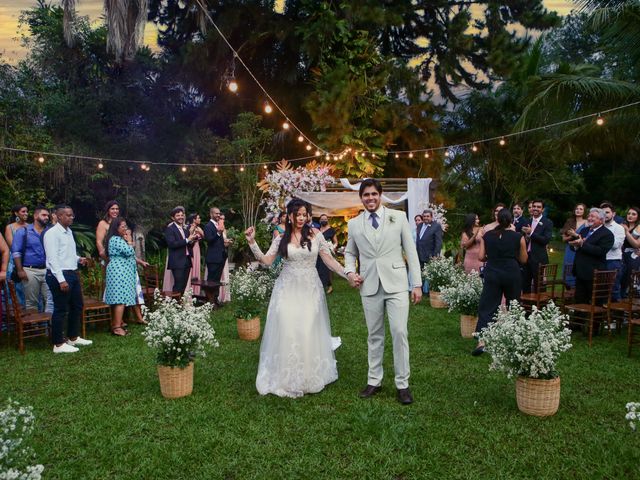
387, 99, 640, 154
193, 0, 325, 154
0, 145, 319, 168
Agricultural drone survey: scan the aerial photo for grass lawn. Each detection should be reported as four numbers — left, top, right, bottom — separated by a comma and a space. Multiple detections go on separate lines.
1, 272, 639, 479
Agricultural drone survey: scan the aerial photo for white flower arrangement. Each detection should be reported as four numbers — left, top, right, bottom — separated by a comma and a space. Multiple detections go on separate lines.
142, 290, 219, 368
626, 402, 640, 431
229, 265, 276, 319
258, 163, 335, 222
441, 270, 483, 315
0, 400, 44, 480
478, 301, 572, 379
422, 256, 460, 292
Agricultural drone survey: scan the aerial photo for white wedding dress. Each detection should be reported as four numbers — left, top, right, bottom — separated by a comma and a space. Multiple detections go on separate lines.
255, 234, 341, 398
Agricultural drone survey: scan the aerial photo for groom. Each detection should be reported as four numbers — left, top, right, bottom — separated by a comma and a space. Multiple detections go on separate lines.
344, 178, 423, 405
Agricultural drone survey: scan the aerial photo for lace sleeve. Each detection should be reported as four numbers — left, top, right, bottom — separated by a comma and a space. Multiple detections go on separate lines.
318, 235, 347, 279
249, 236, 281, 265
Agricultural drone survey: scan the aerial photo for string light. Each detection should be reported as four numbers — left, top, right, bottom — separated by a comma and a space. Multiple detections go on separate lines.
315, 150, 321, 157
499, 137, 506, 146
264, 103, 273, 114
444, 151, 450, 157
98, 162, 104, 169
395, 153, 400, 159
228, 80, 238, 93
282, 122, 290, 130
181, 166, 187, 172
37, 155, 45, 164
145, 164, 150, 171
408, 152, 414, 158
424, 152, 429, 158
472, 144, 478, 152
263, 164, 268, 169
297, 135, 304, 143
213, 166, 219, 172
239, 166, 245, 172
325, 154, 330, 160
140, 163, 147, 170
305, 144, 312, 151
596, 115, 604, 126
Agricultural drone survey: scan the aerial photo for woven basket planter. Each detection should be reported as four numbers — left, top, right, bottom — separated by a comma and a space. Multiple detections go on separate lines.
460, 315, 478, 338
157, 362, 194, 399
237, 317, 261, 341
429, 291, 448, 309
515, 376, 561, 417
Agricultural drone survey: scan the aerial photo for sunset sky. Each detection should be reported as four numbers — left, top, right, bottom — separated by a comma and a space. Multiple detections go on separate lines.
0, 1, 575, 65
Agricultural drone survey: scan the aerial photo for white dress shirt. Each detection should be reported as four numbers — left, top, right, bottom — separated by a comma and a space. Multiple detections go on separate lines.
604, 221, 625, 260
365, 206, 384, 229
44, 223, 80, 283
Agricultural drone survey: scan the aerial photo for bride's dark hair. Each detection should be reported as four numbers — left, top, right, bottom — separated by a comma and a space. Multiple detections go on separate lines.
277, 198, 313, 258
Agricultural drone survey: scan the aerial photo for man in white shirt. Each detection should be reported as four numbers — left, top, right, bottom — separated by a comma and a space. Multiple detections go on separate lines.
601, 202, 625, 301
43, 205, 92, 353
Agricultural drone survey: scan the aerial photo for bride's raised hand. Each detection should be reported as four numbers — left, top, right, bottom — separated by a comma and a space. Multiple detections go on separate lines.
245, 226, 256, 243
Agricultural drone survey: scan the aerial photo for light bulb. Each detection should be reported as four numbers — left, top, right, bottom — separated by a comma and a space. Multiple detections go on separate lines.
240, 166, 245, 172
264, 104, 273, 114
499, 137, 506, 146
297, 135, 304, 143
282, 122, 290, 130
263, 164, 268, 169
395, 153, 399, 159
424, 152, 429, 158
37, 156, 45, 164
472, 144, 478, 152
228, 80, 238, 92
181, 166, 187, 172
141, 163, 147, 170
596, 115, 604, 126
325, 154, 330, 160
213, 166, 219, 172
444, 151, 450, 157
98, 162, 104, 169
306, 144, 312, 151
409, 152, 414, 158
315, 150, 321, 157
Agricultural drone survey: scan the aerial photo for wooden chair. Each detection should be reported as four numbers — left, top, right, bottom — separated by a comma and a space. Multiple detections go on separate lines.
564, 270, 617, 346
141, 265, 181, 307
553, 263, 576, 310
608, 270, 640, 356
521, 263, 558, 311
7, 281, 51, 354
80, 265, 112, 337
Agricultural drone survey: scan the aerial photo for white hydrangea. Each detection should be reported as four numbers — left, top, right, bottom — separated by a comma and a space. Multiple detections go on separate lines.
142, 290, 219, 368
229, 265, 277, 319
0, 400, 44, 480
441, 270, 483, 315
626, 402, 640, 431
478, 301, 572, 379
422, 256, 461, 292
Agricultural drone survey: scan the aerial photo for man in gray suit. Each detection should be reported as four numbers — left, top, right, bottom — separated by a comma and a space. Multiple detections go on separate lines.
344, 179, 422, 405
416, 209, 443, 268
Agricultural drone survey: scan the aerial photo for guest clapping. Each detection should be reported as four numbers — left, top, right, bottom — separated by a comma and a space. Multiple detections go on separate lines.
560, 203, 587, 288
621, 206, 640, 298
460, 214, 483, 273
165, 207, 197, 295
104, 218, 149, 336
473, 209, 527, 356
521, 199, 553, 294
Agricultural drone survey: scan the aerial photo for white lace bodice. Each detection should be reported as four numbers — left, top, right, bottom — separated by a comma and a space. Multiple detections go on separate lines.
263, 233, 334, 272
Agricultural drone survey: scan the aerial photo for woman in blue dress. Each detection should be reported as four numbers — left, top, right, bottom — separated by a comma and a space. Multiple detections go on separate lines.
560, 203, 587, 288
104, 218, 148, 336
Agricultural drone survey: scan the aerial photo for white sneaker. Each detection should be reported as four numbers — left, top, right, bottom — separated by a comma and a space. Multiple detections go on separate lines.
53, 343, 79, 353
67, 337, 93, 347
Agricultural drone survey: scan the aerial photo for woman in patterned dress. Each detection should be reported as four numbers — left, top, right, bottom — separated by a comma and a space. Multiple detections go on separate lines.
104, 218, 148, 336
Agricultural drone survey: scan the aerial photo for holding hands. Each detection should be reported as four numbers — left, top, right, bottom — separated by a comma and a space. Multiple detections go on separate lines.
347, 272, 363, 289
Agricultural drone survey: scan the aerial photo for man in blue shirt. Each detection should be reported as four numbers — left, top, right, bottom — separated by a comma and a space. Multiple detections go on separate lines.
12, 206, 49, 312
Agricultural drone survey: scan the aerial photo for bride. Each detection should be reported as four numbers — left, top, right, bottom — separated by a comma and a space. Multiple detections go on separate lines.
245, 198, 348, 398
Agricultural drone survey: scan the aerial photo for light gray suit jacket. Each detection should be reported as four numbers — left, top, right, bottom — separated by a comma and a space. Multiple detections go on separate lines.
344, 207, 422, 297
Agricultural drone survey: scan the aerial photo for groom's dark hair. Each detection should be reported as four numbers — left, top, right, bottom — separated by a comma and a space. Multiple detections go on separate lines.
359, 178, 382, 197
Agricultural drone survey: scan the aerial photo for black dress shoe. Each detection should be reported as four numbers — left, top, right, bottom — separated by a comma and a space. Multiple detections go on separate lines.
397, 388, 413, 405
359, 384, 382, 398
471, 345, 485, 356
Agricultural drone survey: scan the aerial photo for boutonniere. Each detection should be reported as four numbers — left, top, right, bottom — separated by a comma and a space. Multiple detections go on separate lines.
388, 216, 396, 224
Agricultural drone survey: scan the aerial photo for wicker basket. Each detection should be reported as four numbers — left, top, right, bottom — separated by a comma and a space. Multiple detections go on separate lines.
237, 317, 261, 341
460, 315, 478, 338
429, 291, 448, 309
157, 362, 194, 399
515, 376, 561, 417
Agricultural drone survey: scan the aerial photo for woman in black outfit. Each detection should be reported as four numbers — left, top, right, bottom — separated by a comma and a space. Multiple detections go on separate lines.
472, 209, 528, 356
315, 214, 338, 293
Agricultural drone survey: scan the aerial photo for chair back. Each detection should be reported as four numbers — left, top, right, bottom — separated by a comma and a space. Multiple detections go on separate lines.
591, 270, 617, 306
6, 281, 23, 322
537, 263, 558, 294
628, 270, 640, 302
143, 265, 161, 290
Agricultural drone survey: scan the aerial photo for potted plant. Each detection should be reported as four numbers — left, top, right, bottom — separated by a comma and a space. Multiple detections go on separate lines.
478, 301, 572, 417
142, 290, 218, 399
422, 256, 460, 308
229, 266, 275, 340
441, 270, 483, 337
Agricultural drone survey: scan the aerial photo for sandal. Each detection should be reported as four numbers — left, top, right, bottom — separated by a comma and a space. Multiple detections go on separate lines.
111, 327, 129, 337
133, 319, 148, 325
